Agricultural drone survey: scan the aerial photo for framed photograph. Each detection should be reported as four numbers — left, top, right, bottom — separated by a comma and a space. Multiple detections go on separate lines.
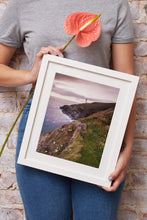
17, 55, 139, 187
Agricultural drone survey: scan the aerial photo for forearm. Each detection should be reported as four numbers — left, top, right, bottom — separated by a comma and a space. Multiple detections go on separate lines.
0, 45, 64, 88
122, 96, 136, 160
112, 43, 135, 157
0, 64, 31, 87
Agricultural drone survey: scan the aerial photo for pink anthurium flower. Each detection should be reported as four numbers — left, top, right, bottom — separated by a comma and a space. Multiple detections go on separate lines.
64, 12, 101, 47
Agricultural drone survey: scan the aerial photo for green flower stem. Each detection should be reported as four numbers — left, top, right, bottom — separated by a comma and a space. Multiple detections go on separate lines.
0, 89, 34, 157
61, 35, 76, 53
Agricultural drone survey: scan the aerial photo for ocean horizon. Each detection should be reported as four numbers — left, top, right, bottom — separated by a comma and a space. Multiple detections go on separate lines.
41, 96, 73, 133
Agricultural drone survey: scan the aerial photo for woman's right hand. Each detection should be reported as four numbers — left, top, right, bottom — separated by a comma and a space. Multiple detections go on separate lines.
26, 45, 64, 87
0, 44, 64, 87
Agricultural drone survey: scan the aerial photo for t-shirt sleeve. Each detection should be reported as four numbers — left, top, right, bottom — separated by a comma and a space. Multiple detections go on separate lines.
112, 0, 134, 43
0, 0, 23, 48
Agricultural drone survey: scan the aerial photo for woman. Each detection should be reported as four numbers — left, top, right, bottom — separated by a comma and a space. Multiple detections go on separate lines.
0, 0, 136, 219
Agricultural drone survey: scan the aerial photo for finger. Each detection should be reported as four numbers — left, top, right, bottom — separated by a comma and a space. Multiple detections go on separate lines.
108, 161, 124, 182
44, 47, 56, 56
56, 46, 65, 50
37, 48, 51, 59
102, 174, 125, 192
98, 181, 114, 192
53, 47, 64, 57
38, 46, 64, 58
56, 45, 65, 53
45, 46, 61, 57
56, 49, 64, 57
40, 47, 51, 54
101, 181, 119, 192
47, 45, 64, 57
39, 46, 57, 57
108, 177, 123, 192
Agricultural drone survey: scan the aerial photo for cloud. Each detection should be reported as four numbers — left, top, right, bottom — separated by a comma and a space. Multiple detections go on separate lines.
51, 73, 119, 104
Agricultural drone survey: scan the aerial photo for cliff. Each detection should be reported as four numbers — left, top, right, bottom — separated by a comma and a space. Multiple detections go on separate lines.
60, 102, 115, 120
37, 103, 115, 168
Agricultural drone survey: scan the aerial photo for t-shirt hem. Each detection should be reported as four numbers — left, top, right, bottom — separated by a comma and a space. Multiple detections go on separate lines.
0, 39, 22, 48
111, 37, 134, 44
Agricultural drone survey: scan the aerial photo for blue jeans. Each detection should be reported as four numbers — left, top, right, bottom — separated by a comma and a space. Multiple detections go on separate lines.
15, 89, 125, 220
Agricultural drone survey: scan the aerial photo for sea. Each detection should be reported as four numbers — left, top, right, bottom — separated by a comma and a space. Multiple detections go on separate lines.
41, 96, 73, 133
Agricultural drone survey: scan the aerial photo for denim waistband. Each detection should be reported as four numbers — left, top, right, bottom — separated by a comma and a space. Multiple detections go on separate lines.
29, 88, 35, 96
23, 88, 34, 110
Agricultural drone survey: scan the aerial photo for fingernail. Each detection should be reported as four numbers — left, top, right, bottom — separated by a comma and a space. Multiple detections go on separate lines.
45, 49, 49, 53
53, 51, 58, 56
60, 53, 64, 58
108, 177, 113, 181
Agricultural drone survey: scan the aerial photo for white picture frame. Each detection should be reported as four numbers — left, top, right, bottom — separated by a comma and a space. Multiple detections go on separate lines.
17, 55, 139, 188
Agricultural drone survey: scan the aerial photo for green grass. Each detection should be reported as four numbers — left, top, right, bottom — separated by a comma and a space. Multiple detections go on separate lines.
73, 118, 108, 168
38, 108, 113, 169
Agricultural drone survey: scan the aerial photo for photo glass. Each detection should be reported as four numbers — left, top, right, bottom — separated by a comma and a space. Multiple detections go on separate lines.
36, 73, 119, 168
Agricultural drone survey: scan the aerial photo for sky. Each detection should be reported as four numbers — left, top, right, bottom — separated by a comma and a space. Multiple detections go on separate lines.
50, 73, 119, 104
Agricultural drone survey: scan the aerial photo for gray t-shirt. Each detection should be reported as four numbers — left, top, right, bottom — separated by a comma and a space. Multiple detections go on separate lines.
0, 0, 134, 69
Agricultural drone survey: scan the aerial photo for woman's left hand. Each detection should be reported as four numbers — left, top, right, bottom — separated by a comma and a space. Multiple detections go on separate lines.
101, 148, 131, 192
